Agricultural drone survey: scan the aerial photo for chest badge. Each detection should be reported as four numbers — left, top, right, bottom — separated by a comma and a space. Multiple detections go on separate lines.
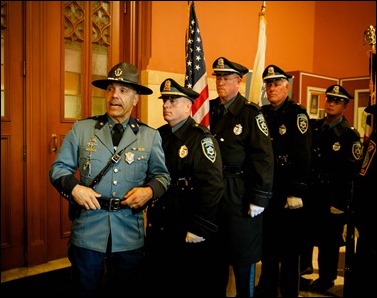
279, 124, 287, 135
233, 124, 243, 135
332, 142, 341, 151
125, 152, 135, 164
179, 145, 188, 158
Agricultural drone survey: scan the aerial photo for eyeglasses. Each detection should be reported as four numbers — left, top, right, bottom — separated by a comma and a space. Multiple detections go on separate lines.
215, 75, 240, 82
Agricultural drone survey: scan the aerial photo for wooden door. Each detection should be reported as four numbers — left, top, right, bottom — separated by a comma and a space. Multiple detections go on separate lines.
1, 1, 26, 270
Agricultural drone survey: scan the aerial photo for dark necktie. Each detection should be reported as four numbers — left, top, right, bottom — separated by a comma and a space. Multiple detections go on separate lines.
218, 104, 226, 118
112, 123, 124, 147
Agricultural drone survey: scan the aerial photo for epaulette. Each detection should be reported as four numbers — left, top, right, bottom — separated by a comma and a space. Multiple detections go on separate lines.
78, 114, 108, 130
244, 101, 261, 111
191, 122, 210, 134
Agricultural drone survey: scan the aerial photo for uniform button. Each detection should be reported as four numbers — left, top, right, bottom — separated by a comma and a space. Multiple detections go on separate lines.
220, 138, 224, 142
148, 223, 152, 227
113, 180, 118, 185
114, 168, 119, 173
112, 192, 116, 196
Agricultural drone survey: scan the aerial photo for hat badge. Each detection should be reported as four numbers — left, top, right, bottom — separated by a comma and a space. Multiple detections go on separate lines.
163, 80, 172, 91
267, 66, 275, 76
217, 58, 225, 69
114, 68, 122, 77
332, 86, 340, 95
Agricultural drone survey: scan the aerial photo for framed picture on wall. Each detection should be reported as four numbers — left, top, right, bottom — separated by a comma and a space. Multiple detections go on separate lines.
307, 87, 326, 119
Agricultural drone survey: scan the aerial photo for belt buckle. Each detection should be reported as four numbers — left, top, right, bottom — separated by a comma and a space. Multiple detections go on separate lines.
108, 197, 121, 211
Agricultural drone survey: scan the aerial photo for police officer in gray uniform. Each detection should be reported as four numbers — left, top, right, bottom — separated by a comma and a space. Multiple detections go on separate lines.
49, 62, 170, 297
145, 78, 224, 296
257, 65, 312, 297
209, 57, 274, 297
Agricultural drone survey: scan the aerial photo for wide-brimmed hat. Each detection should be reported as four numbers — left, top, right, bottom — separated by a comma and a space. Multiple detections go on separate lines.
158, 78, 199, 102
92, 62, 153, 95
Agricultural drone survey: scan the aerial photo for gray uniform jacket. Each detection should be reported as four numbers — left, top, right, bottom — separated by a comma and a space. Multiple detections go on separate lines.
49, 114, 170, 253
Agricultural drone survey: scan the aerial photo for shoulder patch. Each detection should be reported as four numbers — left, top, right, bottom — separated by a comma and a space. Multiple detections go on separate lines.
297, 113, 309, 134
255, 114, 269, 136
201, 137, 216, 163
352, 141, 362, 160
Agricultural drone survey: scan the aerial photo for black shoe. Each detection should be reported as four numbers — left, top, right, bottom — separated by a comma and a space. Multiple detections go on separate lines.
310, 278, 335, 292
300, 266, 313, 275
300, 277, 312, 291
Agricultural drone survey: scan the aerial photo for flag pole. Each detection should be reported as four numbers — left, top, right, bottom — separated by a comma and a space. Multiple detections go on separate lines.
247, 1, 267, 105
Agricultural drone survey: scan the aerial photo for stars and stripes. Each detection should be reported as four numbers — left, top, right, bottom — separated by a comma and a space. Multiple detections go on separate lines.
185, 1, 210, 127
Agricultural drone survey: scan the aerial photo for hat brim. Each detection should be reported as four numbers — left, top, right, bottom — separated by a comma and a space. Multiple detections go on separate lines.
365, 104, 376, 114
92, 79, 153, 95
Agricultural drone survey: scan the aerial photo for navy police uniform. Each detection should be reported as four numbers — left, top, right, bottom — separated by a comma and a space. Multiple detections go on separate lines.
309, 85, 362, 291
209, 57, 274, 297
145, 78, 224, 296
49, 62, 170, 297
258, 65, 312, 297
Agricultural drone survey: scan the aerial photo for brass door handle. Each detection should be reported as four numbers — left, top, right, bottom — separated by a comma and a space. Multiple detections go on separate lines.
51, 134, 57, 153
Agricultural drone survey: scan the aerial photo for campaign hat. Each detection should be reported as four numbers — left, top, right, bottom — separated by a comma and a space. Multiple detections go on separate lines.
158, 78, 199, 102
92, 62, 153, 95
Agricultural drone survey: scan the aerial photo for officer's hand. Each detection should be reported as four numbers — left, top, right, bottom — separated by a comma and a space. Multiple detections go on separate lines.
330, 206, 344, 214
185, 232, 205, 243
72, 184, 101, 210
342, 224, 360, 242
248, 204, 265, 217
284, 196, 303, 209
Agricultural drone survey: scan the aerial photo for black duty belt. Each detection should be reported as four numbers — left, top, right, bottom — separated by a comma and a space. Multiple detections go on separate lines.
222, 166, 244, 175
97, 197, 128, 211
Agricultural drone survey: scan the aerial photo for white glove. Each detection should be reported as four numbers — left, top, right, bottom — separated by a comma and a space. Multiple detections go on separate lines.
248, 204, 265, 218
342, 224, 359, 242
185, 231, 205, 243
284, 196, 303, 209
330, 206, 344, 214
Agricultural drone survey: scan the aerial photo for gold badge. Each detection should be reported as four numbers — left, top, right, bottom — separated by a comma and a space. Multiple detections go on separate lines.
233, 124, 243, 135
279, 124, 287, 135
332, 142, 341, 151
125, 152, 135, 164
179, 145, 188, 158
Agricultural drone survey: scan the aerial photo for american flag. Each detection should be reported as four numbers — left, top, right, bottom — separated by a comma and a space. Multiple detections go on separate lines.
185, 1, 209, 127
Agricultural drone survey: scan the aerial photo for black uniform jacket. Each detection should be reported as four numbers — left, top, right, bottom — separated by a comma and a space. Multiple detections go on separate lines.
262, 98, 312, 209
310, 116, 362, 211
210, 93, 274, 264
147, 117, 224, 243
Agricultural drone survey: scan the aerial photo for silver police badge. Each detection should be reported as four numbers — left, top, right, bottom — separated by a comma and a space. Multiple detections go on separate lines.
256, 114, 269, 136
201, 137, 216, 163
233, 124, 243, 135
179, 145, 188, 158
125, 152, 135, 164
297, 113, 309, 134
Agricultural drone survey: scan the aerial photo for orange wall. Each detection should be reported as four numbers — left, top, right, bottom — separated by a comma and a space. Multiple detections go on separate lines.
147, 1, 376, 78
